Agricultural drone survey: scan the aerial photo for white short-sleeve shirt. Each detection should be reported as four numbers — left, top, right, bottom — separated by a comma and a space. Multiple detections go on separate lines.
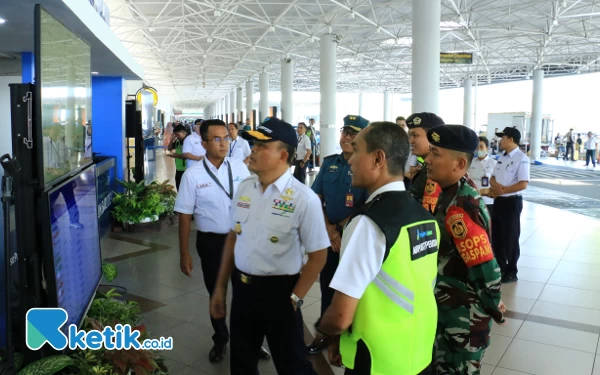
492, 147, 530, 197
295, 134, 312, 160
174, 158, 250, 234
329, 181, 405, 299
230, 170, 330, 276
228, 137, 251, 162
469, 155, 497, 205
182, 133, 206, 168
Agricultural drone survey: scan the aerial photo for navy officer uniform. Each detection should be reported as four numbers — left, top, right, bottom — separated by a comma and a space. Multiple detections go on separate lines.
306, 115, 370, 354
210, 118, 330, 375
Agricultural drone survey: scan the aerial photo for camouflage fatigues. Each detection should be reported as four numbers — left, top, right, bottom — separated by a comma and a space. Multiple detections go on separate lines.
433, 177, 503, 375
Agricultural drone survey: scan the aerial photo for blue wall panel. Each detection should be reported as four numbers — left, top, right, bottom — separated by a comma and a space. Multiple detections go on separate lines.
21, 52, 35, 84
91, 76, 126, 180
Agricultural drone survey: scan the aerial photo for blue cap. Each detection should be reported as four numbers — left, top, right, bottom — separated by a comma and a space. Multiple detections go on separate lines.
241, 117, 298, 148
342, 115, 369, 132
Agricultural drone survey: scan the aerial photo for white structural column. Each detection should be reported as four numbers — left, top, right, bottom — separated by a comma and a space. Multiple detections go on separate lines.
216, 100, 221, 120
320, 34, 338, 158
237, 86, 243, 122
225, 94, 230, 122
383, 90, 392, 121
412, 0, 441, 114
530, 69, 544, 162
246, 79, 254, 126
230, 89, 236, 122
281, 58, 294, 123
358, 93, 364, 116
463, 78, 473, 129
259, 70, 269, 122
222, 97, 227, 120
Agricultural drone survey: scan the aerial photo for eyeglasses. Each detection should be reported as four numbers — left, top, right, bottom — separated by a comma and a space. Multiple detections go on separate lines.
206, 136, 232, 144
340, 128, 358, 138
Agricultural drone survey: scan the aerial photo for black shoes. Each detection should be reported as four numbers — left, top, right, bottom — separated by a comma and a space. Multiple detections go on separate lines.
209, 344, 226, 363
306, 337, 330, 355
259, 346, 271, 360
501, 273, 518, 284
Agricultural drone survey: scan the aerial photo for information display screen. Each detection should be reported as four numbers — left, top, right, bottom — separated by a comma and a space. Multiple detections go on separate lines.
37, 6, 93, 188
48, 165, 101, 333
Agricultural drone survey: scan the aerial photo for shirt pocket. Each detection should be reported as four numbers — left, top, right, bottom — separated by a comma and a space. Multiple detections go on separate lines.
233, 204, 250, 224
265, 212, 294, 255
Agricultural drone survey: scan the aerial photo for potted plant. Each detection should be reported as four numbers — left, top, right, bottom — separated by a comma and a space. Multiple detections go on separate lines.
112, 180, 165, 232
146, 180, 178, 227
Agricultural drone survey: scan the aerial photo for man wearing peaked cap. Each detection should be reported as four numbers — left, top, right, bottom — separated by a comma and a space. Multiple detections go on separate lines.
211, 116, 329, 375
406, 112, 445, 213
306, 115, 370, 355
424, 125, 505, 375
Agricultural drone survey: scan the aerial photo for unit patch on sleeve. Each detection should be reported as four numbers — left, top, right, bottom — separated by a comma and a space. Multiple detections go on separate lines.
407, 223, 439, 261
445, 205, 494, 267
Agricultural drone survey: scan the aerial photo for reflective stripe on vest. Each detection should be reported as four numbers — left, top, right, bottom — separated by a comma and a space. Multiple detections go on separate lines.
373, 270, 415, 314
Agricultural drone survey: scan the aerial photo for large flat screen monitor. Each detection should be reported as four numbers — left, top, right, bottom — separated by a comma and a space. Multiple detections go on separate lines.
43, 165, 101, 334
35, 5, 93, 190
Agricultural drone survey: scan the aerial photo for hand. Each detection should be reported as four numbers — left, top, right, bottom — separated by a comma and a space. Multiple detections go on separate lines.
330, 233, 341, 253
291, 298, 298, 312
326, 223, 339, 239
167, 153, 176, 158
300, 161, 305, 168
179, 252, 193, 276
498, 300, 506, 314
210, 287, 227, 319
328, 336, 342, 367
491, 186, 503, 197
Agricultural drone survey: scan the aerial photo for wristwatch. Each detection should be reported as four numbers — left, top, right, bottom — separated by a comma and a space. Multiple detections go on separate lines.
290, 293, 304, 308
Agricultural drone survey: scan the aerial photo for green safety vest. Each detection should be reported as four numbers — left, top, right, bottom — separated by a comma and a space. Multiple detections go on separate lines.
174, 140, 186, 172
340, 190, 439, 375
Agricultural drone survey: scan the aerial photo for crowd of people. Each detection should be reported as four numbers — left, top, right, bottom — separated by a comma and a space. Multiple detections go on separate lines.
164, 113, 531, 375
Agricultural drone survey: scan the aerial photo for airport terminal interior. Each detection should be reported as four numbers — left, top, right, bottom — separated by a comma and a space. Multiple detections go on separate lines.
0, 0, 600, 375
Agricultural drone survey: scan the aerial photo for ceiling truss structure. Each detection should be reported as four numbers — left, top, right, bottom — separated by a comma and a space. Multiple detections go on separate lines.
104, 0, 600, 110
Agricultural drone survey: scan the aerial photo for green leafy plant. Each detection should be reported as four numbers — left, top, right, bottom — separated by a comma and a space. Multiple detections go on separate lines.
17, 355, 72, 375
112, 180, 165, 224
85, 289, 141, 328
102, 262, 118, 283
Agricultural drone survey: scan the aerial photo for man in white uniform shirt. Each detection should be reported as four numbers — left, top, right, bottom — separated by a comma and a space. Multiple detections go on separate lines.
210, 117, 329, 375
293, 122, 313, 184
227, 122, 251, 164
584, 131, 597, 168
469, 136, 497, 216
170, 119, 206, 168
490, 127, 530, 284
175, 119, 270, 364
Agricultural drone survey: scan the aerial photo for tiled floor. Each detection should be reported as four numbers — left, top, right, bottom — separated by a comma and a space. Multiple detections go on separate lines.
104, 153, 600, 375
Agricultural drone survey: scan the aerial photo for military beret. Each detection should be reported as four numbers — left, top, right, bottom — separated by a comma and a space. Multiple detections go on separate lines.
343, 115, 369, 132
427, 125, 479, 154
406, 112, 445, 129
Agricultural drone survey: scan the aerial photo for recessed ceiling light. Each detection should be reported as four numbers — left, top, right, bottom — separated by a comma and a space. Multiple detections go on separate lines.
92, 72, 99, 75
0, 18, 6, 24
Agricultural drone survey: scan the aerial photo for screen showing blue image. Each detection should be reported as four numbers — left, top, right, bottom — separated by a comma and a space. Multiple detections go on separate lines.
48, 165, 101, 333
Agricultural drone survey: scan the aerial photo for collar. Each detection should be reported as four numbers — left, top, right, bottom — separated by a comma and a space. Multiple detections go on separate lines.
366, 181, 406, 203
504, 147, 519, 157
254, 170, 292, 192
204, 157, 229, 171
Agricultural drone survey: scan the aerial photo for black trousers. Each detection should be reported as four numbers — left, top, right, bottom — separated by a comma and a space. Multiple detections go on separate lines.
486, 204, 494, 220
175, 170, 185, 191
491, 196, 523, 276
566, 142, 574, 160
230, 270, 316, 375
195, 231, 229, 347
319, 247, 339, 319
293, 160, 308, 184
585, 150, 596, 166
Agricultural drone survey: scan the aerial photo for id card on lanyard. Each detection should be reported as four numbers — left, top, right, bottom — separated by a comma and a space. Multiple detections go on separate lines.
229, 140, 237, 158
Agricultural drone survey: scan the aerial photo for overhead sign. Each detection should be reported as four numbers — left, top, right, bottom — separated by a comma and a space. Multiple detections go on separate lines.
440, 53, 473, 64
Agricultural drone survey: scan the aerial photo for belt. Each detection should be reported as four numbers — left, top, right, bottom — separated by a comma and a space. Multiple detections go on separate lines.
234, 268, 299, 286
496, 195, 522, 200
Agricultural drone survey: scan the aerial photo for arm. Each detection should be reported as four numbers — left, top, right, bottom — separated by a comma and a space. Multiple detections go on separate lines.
445, 205, 504, 323
318, 292, 359, 336
292, 250, 327, 305
174, 173, 196, 276
167, 138, 176, 152
210, 231, 237, 319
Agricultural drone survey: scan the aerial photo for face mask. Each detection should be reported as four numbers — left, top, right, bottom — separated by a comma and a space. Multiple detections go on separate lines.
476, 150, 487, 158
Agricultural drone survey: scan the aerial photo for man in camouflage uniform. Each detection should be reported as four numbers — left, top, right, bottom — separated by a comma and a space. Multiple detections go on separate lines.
424, 125, 505, 375
406, 112, 446, 213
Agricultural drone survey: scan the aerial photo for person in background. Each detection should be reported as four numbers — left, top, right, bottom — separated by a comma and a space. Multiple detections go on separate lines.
84, 122, 92, 160
577, 133, 583, 156
564, 128, 575, 161
163, 121, 173, 150
470, 136, 497, 216
396, 116, 407, 132
407, 112, 446, 213
584, 131, 597, 168
293, 122, 312, 184
306, 115, 370, 355
243, 118, 252, 131
168, 124, 188, 190
554, 133, 565, 160
169, 120, 206, 168
227, 122, 251, 164
424, 124, 504, 375
318, 122, 439, 375
210, 117, 328, 375
490, 127, 530, 283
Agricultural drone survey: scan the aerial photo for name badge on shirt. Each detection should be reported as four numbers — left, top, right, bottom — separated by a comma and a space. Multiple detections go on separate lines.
345, 193, 354, 208
482, 176, 489, 187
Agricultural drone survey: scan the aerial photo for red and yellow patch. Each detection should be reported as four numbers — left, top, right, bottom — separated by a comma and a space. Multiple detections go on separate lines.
445, 206, 494, 268
423, 179, 442, 213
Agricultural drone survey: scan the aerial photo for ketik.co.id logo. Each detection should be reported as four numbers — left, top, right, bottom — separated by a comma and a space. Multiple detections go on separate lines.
26, 308, 173, 351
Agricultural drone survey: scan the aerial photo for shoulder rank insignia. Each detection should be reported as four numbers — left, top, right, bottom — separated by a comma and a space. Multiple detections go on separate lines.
285, 188, 294, 196
239, 196, 251, 202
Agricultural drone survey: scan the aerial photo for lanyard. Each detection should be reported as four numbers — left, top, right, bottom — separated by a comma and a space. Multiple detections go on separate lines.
229, 140, 237, 157
203, 159, 234, 200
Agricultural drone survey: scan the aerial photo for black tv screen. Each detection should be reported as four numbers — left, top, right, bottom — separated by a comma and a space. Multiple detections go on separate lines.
35, 5, 93, 189
46, 165, 101, 334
